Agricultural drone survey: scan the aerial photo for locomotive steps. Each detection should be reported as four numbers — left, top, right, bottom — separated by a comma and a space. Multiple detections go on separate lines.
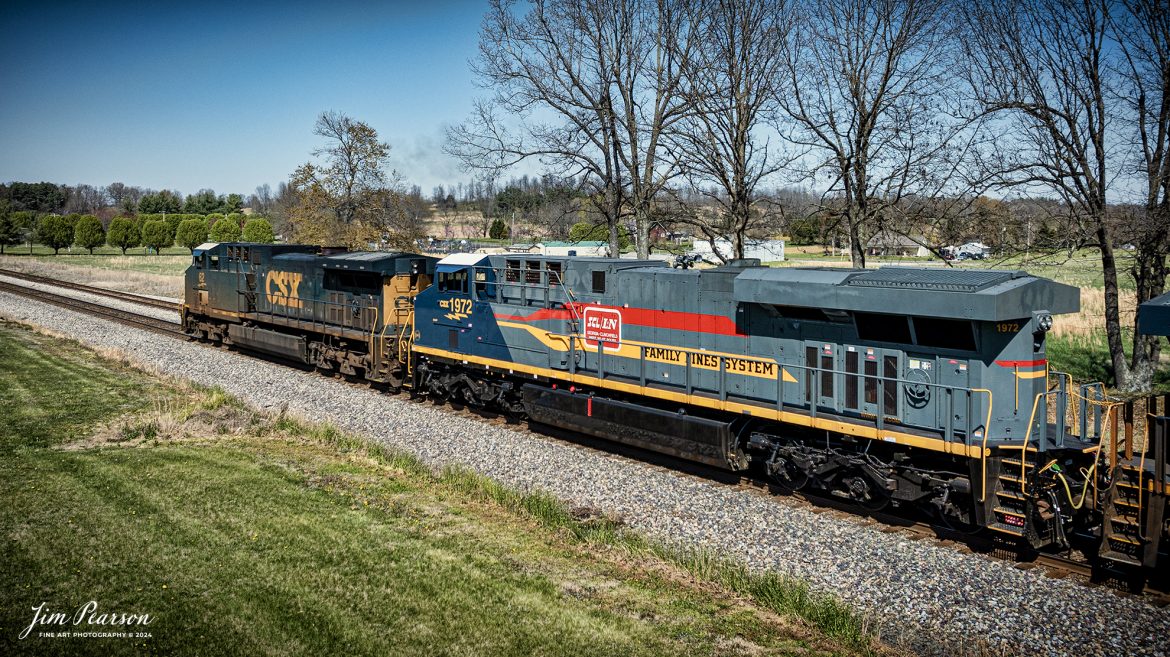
2, 279, 1169, 656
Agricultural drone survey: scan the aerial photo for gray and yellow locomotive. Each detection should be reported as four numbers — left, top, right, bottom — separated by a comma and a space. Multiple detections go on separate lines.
182, 244, 1169, 577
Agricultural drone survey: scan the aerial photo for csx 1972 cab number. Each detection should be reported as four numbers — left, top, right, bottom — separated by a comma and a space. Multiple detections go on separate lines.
996, 322, 1021, 333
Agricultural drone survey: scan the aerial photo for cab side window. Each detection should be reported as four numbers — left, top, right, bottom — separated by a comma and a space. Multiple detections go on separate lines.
438, 270, 468, 294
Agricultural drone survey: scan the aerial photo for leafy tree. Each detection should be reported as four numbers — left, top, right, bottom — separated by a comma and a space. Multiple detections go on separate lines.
569, 221, 630, 251
787, 218, 820, 246
8, 182, 65, 213
138, 190, 182, 214
0, 213, 20, 254
73, 215, 106, 254
7, 211, 39, 252
107, 217, 141, 254
495, 186, 542, 217
35, 215, 74, 254
175, 218, 210, 251
242, 218, 275, 243
206, 213, 225, 228
140, 220, 173, 254
221, 194, 244, 214
210, 216, 242, 242
489, 218, 509, 240
163, 213, 187, 237
183, 189, 219, 214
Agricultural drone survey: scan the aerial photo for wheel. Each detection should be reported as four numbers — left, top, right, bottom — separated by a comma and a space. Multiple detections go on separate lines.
845, 476, 889, 511
767, 456, 809, 493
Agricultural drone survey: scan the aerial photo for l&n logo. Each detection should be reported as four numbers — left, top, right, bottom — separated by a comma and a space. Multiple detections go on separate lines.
583, 307, 621, 351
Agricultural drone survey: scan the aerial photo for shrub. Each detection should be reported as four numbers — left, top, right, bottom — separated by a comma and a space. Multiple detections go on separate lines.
242, 218, 275, 243
35, 215, 74, 254
210, 215, 241, 242
175, 218, 210, 252
73, 215, 106, 254
107, 217, 141, 254
141, 220, 173, 254
489, 218, 509, 240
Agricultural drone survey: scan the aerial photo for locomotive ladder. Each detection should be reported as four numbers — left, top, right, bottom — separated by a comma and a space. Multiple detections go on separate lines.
1098, 398, 1169, 569
988, 444, 1039, 541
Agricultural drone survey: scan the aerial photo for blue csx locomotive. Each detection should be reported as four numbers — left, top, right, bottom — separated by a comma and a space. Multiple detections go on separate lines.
182, 242, 1168, 575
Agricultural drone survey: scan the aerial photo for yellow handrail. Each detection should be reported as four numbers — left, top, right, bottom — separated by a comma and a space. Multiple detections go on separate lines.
973, 387, 1003, 502
367, 306, 379, 356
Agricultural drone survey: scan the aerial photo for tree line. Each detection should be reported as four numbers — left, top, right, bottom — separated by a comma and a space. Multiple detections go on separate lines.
0, 210, 275, 255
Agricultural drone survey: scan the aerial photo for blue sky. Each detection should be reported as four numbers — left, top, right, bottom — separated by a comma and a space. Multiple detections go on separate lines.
0, 0, 489, 197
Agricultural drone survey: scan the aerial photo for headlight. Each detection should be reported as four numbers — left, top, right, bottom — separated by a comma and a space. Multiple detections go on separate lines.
1037, 313, 1053, 332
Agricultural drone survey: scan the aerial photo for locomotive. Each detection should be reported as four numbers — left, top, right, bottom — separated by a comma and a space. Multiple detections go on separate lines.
182, 242, 1168, 577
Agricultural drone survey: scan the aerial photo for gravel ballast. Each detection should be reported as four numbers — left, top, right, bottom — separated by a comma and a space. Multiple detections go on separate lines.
1, 290, 1166, 657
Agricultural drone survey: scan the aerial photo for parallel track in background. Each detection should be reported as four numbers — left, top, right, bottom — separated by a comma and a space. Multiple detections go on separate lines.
0, 279, 184, 338
1, 273, 1166, 605
0, 267, 180, 312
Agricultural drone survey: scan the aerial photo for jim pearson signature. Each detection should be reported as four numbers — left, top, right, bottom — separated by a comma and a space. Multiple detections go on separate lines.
19, 601, 154, 640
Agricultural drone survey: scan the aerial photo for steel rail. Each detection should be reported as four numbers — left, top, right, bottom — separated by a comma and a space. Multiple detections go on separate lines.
0, 267, 179, 311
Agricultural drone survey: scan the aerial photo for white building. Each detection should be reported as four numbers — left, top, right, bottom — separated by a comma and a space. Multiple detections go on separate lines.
693, 238, 785, 262
537, 241, 608, 257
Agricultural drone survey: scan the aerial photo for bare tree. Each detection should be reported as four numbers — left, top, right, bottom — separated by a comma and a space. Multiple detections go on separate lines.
250, 184, 274, 216
289, 111, 395, 247
447, 0, 698, 258
674, 0, 792, 259
963, 0, 1137, 387
1113, 0, 1170, 389
778, 0, 972, 268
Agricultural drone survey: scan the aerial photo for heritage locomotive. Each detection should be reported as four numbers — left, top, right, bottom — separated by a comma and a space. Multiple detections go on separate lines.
182, 242, 1169, 578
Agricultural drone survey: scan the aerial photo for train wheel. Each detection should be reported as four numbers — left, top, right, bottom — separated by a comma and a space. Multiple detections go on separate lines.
845, 476, 889, 511
767, 456, 809, 493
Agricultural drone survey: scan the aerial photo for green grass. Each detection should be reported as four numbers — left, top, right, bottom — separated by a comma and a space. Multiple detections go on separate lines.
0, 327, 164, 448
0, 322, 878, 657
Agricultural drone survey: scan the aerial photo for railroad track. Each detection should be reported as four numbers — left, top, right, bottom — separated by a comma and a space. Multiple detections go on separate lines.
0, 279, 183, 338
2, 273, 1166, 605
0, 267, 180, 311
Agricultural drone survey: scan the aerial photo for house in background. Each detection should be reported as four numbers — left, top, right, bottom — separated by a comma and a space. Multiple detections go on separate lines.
865, 232, 931, 258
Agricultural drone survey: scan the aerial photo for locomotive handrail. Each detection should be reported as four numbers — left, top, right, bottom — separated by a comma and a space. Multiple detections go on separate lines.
481, 263, 574, 310
367, 306, 379, 356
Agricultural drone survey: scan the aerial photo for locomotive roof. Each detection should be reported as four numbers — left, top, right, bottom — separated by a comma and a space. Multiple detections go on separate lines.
733, 266, 1080, 321
271, 249, 431, 275
1138, 291, 1170, 336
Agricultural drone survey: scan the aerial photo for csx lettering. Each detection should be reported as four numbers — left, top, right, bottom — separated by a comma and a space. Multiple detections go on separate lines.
439, 297, 472, 320
265, 271, 304, 309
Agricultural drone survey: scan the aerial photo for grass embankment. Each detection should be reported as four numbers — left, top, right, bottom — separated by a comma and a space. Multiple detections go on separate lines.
0, 322, 881, 657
